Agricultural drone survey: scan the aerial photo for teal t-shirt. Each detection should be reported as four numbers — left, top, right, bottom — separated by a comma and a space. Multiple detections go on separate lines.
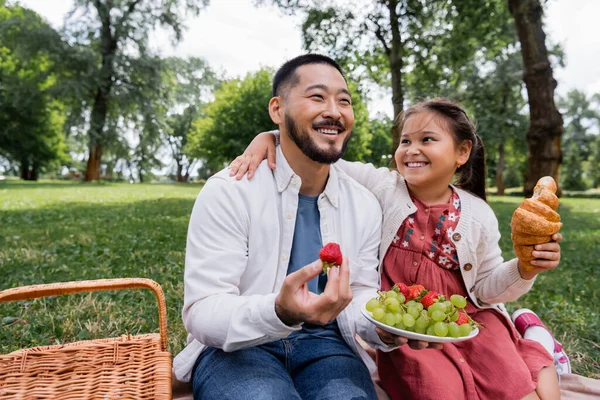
287, 193, 339, 337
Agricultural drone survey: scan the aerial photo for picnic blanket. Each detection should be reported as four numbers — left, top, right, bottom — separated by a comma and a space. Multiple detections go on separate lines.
172, 371, 600, 400
172, 330, 600, 399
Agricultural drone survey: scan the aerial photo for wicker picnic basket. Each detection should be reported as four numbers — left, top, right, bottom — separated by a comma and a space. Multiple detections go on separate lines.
0, 278, 172, 399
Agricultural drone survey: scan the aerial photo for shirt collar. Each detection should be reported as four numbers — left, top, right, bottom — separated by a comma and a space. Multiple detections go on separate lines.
274, 145, 339, 208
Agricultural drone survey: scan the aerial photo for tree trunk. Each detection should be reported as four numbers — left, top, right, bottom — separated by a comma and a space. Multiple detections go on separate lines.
85, 144, 103, 181
496, 143, 506, 195
84, 4, 117, 182
176, 162, 185, 182
388, 0, 404, 166
19, 159, 39, 181
20, 159, 29, 180
509, 0, 563, 196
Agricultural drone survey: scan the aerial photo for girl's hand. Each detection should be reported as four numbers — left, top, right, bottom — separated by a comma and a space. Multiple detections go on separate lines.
375, 327, 443, 350
228, 131, 278, 180
518, 233, 563, 280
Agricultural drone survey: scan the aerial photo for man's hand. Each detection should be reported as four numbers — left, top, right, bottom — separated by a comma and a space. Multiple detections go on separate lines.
375, 327, 443, 350
275, 257, 353, 326
518, 232, 563, 280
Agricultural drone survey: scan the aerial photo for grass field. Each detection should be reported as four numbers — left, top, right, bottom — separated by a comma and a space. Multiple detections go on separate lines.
1, 181, 598, 378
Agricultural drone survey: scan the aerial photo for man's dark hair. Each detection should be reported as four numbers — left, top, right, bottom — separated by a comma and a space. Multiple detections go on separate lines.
272, 54, 345, 97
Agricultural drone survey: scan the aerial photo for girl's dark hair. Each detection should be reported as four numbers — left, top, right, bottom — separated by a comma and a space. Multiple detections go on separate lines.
393, 98, 487, 201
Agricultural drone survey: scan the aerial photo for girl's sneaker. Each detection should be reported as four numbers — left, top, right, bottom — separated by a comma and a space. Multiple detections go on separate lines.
512, 308, 572, 375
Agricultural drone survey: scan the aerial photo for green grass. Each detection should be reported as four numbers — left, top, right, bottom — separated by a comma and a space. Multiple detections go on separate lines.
1, 181, 598, 378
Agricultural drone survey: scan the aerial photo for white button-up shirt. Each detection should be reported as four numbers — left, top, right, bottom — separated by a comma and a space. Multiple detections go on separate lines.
173, 146, 385, 382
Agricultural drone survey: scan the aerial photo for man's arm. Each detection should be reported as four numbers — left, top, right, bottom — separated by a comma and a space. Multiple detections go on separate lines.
182, 177, 299, 352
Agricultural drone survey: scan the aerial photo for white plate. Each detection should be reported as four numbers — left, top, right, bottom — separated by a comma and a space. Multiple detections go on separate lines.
361, 304, 479, 343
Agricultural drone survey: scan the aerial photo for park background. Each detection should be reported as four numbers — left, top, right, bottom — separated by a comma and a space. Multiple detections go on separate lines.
0, 0, 598, 378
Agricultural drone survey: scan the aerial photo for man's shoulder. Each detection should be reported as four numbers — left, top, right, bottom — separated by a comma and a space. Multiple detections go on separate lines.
198, 162, 276, 208
333, 165, 381, 209
207, 161, 275, 188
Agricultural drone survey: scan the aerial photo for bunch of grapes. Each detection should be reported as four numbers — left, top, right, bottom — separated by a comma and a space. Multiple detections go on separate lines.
365, 283, 478, 338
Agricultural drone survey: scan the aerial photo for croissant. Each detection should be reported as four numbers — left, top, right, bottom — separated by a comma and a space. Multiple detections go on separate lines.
510, 176, 562, 272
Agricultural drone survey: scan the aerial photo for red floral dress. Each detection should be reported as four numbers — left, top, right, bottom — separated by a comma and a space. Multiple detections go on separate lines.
377, 190, 553, 400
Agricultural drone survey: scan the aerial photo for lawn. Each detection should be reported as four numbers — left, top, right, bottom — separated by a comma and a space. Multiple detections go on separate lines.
1, 181, 598, 378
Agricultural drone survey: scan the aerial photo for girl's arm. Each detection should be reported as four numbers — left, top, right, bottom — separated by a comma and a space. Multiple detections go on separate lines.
228, 131, 397, 203
229, 131, 278, 180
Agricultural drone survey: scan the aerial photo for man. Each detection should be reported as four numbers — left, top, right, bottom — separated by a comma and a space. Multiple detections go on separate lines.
173, 54, 389, 400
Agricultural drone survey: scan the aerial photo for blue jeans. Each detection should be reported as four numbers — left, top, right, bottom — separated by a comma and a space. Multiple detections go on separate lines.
192, 328, 377, 400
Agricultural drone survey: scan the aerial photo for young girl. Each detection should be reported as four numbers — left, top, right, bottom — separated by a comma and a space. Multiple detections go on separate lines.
232, 98, 563, 399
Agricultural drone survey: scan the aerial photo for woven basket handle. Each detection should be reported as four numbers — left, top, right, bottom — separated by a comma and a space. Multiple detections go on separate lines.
0, 278, 169, 352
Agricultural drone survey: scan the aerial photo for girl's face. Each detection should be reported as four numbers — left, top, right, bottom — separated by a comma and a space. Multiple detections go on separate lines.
394, 111, 472, 194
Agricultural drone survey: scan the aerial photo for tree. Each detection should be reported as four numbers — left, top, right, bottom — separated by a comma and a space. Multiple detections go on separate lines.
186, 68, 374, 173
508, 0, 563, 196
0, 4, 69, 179
262, 0, 516, 163
459, 49, 528, 195
66, 0, 209, 181
186, 69, 277, 174
362, 115, 392, 168
161, 57, 219, 182
558, 90, 600, 190
588, 134, 600, 188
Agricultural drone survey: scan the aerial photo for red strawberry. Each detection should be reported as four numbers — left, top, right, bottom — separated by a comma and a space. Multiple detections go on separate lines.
420, 291, 439, 309
395, 282, 410, 299
456, 312, 469, 326
319, 243, 343, 274
407, 284, 426, 300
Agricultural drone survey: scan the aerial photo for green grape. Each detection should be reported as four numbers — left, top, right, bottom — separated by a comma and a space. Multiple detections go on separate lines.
431, 310, 446, 322
404, 323, 415, 332
459, 323, 473, 337
397, 293, 406, 304
450, 294, 467, 309
450, 311, 459, 322
406, 300, 417, 308
402, 313, 415, 327
395, 320, 406, 330
426, 324, 436, 336
385, 297, 400, 312
407, 306, 420, 319
434, 322, 448, 337
384, 313, 397, 326
448, 322, 460, 338
386, 290, 399, 299
394, 312, 402, 322
415, 316, 430, 330
420, 310, 429, 319
366, 298, 380, 312
415, 325, 427, 334
372, 308, 385, 322
415, 302, 424, 312
428, 302, 446, 314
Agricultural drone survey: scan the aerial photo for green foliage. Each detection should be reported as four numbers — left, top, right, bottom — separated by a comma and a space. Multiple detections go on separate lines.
186, 68, 374, 172
588, 135, 600, 188
362, 116, 392, 168
0, 182, 598, 378
0, 4, 69, 177
561, 141, 587, 191
186, 69, 276, 173
558, 90, 600, 190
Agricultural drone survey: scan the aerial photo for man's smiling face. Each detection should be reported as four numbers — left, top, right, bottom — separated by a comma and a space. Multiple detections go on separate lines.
279, 63, 354, 164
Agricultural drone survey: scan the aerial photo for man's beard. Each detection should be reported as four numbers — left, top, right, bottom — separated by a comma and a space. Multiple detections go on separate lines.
285, 114, 351, 164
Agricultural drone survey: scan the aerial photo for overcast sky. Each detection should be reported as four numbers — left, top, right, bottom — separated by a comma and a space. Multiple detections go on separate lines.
18, 0, 600, 117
